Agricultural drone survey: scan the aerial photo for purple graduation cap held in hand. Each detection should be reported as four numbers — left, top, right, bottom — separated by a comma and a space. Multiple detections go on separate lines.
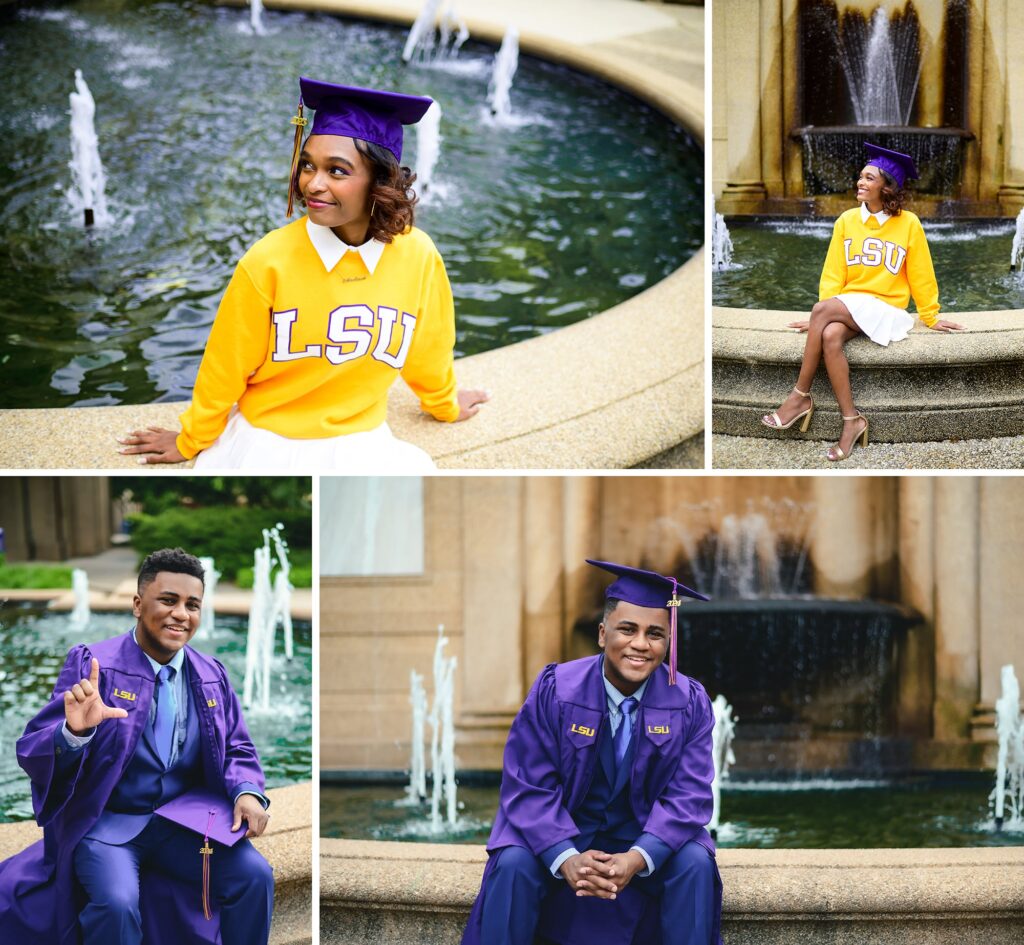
155, 788, 247, 920
586, 559, 709, 687
286, 77, 433, 216
863, 142, 920, 189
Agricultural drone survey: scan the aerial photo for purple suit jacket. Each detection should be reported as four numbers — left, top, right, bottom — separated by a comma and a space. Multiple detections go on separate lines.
0, 631, 266, 945
463, 655, 719, 945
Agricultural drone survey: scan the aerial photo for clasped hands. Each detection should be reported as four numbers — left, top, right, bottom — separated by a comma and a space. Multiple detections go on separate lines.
560, 849, 647, 900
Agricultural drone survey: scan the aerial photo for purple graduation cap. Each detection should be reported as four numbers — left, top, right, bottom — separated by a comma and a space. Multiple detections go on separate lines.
864, 142, 919, 189
155, 788, 247, 919
586, 559, 709, 687
286, 76, 433, 216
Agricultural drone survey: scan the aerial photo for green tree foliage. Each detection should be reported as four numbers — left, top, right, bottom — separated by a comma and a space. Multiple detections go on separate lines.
111, 477, 311, 516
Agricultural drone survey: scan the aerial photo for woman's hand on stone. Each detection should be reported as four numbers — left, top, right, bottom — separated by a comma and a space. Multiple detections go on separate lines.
117, 427, 187, 464
787, 320, 810, 333
929, 319, 966, 332
454, 388, 491, 422
64, 657, 128, 736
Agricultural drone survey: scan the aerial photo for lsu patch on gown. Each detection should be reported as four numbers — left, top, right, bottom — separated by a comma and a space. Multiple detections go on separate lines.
462, 655, 723, 945
0, 632, 266, 944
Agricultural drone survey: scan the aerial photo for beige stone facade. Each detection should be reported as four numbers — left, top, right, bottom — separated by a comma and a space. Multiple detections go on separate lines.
320, 475, 1024, 771
713, 0, 1024, 214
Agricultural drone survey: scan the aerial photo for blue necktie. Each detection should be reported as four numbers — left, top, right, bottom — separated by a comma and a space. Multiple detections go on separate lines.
154, 665, 176, 765
614, 697, 638, 766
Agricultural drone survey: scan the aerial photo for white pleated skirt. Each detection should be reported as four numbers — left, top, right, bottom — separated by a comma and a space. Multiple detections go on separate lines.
192, 408, 436, 473
835, 292, 915, 346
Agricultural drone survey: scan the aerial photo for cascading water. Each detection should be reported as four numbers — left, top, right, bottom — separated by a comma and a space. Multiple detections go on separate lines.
249, 0, 266, 37
68, 70, 110, 227
198, 556, 220, 636
837, 7, 921, 126
243, 525, 293, 710
401, 669, 428, 805
710, 694, 737, 833
69, 568, 90, 631
990, 664, 1023, 830
711, 197, 735, 272
487, 27, 519, 119
428, 625, 458, 831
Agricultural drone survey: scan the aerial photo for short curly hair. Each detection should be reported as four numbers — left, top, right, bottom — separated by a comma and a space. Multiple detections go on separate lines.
137, 548, 205, 592
878, 168, 908, 217
291, 136, 418, 243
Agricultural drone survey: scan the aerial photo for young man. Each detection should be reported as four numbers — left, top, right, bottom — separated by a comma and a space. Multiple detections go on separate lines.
0, 548, 274, 945
462, 559, 722, 945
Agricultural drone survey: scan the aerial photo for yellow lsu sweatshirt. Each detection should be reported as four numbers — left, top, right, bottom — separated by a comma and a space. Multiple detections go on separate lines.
176, 218, 460, 460
818, 207, 940, 327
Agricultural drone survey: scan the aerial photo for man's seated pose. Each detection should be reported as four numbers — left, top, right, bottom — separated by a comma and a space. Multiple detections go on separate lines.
0, 548, 274, 945
462, 559, 722, 945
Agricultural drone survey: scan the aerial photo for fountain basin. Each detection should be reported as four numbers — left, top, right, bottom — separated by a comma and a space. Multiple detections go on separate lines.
0, 0, 706, 469
320, 838, 1024, 945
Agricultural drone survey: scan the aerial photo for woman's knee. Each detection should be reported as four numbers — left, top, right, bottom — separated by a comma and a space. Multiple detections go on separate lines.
822, 321, 848, 354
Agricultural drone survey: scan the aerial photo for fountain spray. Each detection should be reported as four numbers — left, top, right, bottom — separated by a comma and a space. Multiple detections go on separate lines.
198, 556, 220, 636
243, 525, 293, 710
710, 694, 737, 835
487, 27, 519, 118
415, 101, 443, 196
68, 70, 109, 228
250, 0, 266, 37
69, 568, 91, 632
1010, 209, 1024, 272
992, 664, 1023, 831
427, 624, 458, 831
711, 197, 735, 272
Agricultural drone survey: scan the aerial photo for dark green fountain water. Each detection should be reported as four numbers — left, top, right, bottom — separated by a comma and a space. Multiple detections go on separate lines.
0, 0, 702, 409
713, 218, 1024, 312
0, 603, 312, 822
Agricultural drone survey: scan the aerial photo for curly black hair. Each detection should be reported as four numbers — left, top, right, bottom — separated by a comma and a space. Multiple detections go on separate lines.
878, 168, 908, 217
137, 548, 205, 592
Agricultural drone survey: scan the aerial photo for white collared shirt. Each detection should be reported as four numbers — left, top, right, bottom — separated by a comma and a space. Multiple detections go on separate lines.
860, 202, 891, 226
305, 217, 385, 274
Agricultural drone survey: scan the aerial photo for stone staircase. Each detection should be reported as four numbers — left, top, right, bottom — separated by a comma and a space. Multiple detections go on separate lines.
712, 307, 1024, 458
321, 838, 1024, 944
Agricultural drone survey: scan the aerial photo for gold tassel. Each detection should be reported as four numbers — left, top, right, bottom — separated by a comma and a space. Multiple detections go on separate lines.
286, 101, 308, 219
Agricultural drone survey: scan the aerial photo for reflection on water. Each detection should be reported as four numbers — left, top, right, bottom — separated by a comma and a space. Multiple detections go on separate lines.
712, 218, 1024, 312
0, 603, 311, 822
0, 0, 702, 409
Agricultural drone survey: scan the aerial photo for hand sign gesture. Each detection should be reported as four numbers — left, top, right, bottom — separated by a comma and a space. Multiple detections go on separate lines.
64, 658, 129, 736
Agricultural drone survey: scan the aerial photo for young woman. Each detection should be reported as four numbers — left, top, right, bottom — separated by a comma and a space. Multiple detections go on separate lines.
119, 78, 488, 470
761, 143, 964, 461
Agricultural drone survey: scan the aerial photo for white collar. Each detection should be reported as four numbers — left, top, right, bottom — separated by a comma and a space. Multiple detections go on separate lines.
132, 628, 186, 677
305, 217, 385, 275
860, 203, 891, 226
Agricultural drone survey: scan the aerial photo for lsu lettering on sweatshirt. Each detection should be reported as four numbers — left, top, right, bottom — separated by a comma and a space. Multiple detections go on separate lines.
177, 218, 460, 460
818, 205, 940, 327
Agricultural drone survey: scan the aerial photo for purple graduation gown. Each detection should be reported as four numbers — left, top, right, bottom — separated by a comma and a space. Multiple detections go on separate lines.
0, 632, 266, 945
463, 655, 722, 945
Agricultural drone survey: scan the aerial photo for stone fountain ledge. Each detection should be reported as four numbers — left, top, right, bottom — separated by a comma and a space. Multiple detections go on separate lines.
321, 838, 1024, 945
0, 783, 312, 945
712, 307, 1024, 465
0, 0, 705, 471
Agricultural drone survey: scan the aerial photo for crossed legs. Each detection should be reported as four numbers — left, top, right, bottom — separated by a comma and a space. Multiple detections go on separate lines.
763, 298, 868, 456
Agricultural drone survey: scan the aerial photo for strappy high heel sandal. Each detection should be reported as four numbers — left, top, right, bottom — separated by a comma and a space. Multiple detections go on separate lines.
826, 414, 869, 462
761, 387, 814, 433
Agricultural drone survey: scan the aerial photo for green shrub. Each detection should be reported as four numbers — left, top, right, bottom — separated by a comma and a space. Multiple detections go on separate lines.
235, 554, 312, 589
0, 561, 73, 589
126, 507, 311, 584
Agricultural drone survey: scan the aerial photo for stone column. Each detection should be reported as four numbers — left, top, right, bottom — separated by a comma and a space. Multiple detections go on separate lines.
999, 0, 1024, 213
809, 478, 875, 598
915, 0, 945, 128
932, 477, 980, 741
975, 479, 1024, 738
714, 0, 769, 209
562, 477, 602, 661
896, 478, 935, 737
522, 477, 565, 687
760, 0, 786, 197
